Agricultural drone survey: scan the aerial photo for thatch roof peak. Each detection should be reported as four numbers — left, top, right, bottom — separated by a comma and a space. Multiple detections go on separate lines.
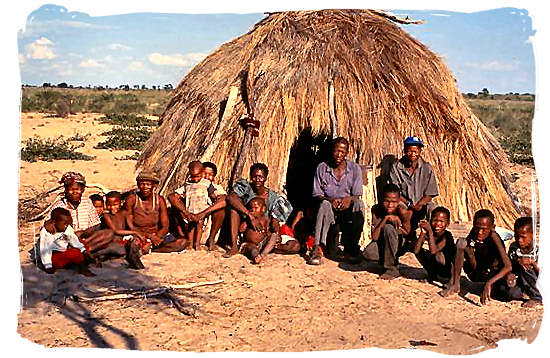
138, 9, 521, 226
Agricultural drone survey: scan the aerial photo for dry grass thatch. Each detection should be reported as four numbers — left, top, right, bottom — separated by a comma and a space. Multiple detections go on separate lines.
137, 9, 522, 227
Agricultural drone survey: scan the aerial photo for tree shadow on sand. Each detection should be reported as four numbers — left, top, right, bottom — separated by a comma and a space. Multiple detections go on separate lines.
20, 257, 208, 349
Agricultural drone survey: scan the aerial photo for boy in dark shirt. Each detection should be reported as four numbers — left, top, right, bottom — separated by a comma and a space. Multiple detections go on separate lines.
439, 209, 513, 304
507, 217, 542, 307
413, 206, 456, 284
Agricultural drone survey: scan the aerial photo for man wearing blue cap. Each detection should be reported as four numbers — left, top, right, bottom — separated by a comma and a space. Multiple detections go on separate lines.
389, 136, 439, 242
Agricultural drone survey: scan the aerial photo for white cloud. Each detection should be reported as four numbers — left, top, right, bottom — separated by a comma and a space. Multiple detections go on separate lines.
525, 35, 535, 44
107, 43, 131, 51
26, 37, 56, 59
431, 13, 451, 17
79, 59, 105, 68
128, 61, 144, 72
148, 52, 207, 67
465, 60, 518, 71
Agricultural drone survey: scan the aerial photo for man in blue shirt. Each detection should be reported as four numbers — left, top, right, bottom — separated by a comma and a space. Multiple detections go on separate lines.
308, 137, 364, 265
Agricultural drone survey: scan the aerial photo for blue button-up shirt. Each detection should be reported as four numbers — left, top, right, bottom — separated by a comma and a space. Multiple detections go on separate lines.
312, 160, 363, 199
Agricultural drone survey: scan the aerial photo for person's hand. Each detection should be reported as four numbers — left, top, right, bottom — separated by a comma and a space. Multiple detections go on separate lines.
83, 251, 94, 263
418, 220, 431, 234
385, 215, 402, 227
412, 202, 423, 212
340, 197, 352, 210
150, 233, 162, 246
195, 212, 206, 222
481, 283, 492, 305
45, 267, 56, 274
518, 256, 534, 270
330, 198, 343, 210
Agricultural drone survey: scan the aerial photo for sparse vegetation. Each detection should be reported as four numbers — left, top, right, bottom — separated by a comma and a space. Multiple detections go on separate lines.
99, 113, 158, 127
95, 127, 154, 150
20, 87, 535, 166
21, 87, 171, 116
21, 136, 95, 162
115, 151, 141, 161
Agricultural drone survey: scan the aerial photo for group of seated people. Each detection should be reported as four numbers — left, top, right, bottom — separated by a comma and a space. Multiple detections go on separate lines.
33, 136, 542, 307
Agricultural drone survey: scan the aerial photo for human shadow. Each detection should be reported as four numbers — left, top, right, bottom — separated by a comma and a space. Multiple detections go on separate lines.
20, 256, 209, 349
375, 154, 397, 201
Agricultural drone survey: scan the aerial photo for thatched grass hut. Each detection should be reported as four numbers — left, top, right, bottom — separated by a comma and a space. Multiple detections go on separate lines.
138, 9, 522, 227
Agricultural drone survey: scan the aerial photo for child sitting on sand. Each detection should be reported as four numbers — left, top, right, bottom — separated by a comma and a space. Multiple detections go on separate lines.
413, 206, 456, 284
439, 209, 514, 304
38, 207, 95, 276
239, 197, 279, 264
506, 217, 542, 307
101, 191, 146, 269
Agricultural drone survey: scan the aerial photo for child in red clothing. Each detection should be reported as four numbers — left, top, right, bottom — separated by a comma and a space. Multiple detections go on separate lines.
38, 207, 95, 276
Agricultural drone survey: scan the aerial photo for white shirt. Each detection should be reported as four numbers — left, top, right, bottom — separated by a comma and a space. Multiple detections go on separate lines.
39, 225, 85, 269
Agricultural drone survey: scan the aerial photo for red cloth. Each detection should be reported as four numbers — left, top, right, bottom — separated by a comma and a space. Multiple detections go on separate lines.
51, 248, 85, 269
279, 224, 294, 237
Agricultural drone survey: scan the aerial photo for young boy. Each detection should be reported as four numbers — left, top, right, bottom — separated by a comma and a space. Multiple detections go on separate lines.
363, 183, 412, 279
38, 207, 95, 276
413, 206, 456, 284
102, 191, 146, 269
439, 209, 513, 304
90, 194, 105, 219
239, 197, 279, 264
507, 217, 542, 307
169, 161, 220, 250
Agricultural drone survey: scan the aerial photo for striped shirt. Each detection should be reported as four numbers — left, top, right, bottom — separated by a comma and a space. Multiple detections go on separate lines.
50, 197, 101, 231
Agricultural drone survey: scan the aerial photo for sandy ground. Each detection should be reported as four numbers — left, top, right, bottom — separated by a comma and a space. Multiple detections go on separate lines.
16, 113, 543, 354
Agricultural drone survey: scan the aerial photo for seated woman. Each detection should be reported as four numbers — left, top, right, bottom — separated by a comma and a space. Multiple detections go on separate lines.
49, 172, 112, 255
126, 171, 186, 253
225, 163, 299, 257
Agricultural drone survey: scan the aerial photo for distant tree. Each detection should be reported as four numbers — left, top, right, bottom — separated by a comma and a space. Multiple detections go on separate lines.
133, 85, 140, 90
42, 82, 51, 88
481, 88, 489, 95
141, 84, 147, 90
152, 85, 156, 90
57, 82, 68, 88
163, 84, 173, 90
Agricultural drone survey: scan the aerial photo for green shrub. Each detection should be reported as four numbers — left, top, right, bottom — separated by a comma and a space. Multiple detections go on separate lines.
95, 127, 153, 150
99, 113, 158, 127
21, 136, 95, 162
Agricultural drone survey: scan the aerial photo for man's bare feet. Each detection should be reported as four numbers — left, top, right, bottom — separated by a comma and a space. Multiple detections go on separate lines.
253, 254, 265, 264
522, 299, 542, 308
438, 284, 459, 297
223, 247, 239, 258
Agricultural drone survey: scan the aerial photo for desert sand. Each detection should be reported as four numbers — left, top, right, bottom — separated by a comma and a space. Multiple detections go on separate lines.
17, 113, 543, 354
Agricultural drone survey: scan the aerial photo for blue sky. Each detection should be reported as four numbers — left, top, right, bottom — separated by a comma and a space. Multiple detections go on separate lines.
16, 4, 536, 93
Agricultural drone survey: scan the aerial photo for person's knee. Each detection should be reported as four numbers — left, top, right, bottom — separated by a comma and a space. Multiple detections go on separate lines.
319, 200, 332, 212
456, 238, 467, 250
382, 224, 398, 237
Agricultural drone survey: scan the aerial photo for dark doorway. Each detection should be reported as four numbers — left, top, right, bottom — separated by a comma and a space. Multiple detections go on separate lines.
285, 128, 332, 211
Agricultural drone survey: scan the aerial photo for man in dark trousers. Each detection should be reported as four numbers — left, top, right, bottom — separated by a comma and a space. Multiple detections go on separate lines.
308, 137, 364, 265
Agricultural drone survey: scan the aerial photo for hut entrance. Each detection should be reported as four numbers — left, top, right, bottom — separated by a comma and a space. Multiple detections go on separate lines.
285, 128, 332, 211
